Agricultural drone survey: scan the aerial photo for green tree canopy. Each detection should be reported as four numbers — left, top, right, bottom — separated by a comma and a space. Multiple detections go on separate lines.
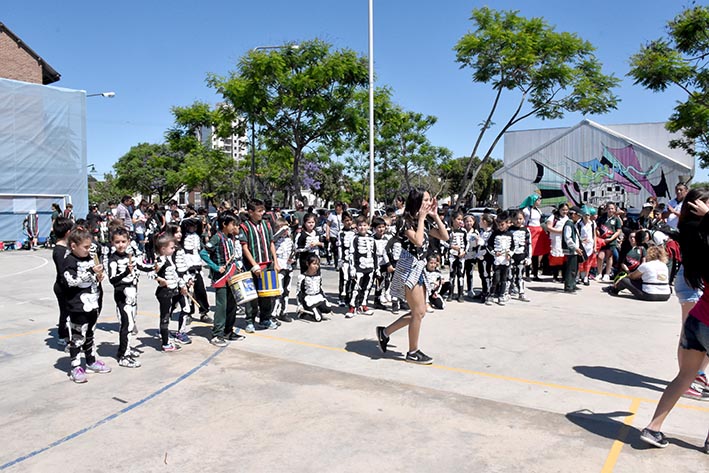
207, 39, 369, 205
453, 7, 620, 207
113, 143, 184, 203
629, 5, 709, 167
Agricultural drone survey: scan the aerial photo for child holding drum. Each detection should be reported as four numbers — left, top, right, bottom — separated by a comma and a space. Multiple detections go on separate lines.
240, 199, 281, 333
200, 212, 245, 347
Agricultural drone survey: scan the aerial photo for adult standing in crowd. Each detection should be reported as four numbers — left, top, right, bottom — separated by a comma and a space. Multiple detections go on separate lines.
115, 195, 134, 234
664, 183, 688, 229
520, 193, 549, 281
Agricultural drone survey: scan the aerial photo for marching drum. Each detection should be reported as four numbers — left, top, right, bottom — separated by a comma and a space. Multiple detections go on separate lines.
255, 269, 282, 297
229, 272, 258, 305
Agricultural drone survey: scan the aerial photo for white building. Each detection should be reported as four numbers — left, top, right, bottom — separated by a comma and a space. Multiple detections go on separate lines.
492, 120, 694, 210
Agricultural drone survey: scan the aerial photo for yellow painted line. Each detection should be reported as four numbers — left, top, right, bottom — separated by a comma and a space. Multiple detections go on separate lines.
3, 314, 709, 414
600, 398, 641, 473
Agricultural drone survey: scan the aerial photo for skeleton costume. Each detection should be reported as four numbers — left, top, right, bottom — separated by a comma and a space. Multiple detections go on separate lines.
108, 246, 153, 364
172, 244, 194, 334
350, 232, 377, 310
154, 254, 186, 346
509, 224, 532, 300
273, 227, 294, 318
488, 227, 513, 301
338, 227, 356, 304
296, 229, 321, 273
385, 235, 403, 312
61, 252, 102, 371
183, 229, 210, 317
296, 271, 331, 321
447, 228, 467, 301
373, 233, 392, 307
425, 267, 447, 310
476, 228, 494, 303
464, 227, 480, 295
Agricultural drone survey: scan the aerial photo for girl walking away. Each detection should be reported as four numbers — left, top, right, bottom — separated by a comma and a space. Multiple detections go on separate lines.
376, 188, 449, 365
153, 233, 187, 352
296, 254, 332, 321
640, 188, 709, 452
61, 227, 112, 383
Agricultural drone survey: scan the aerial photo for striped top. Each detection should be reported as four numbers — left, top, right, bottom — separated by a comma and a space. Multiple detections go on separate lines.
240, 219, 274, 264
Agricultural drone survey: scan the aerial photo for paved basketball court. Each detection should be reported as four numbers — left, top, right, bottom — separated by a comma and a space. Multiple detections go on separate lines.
0, 249, 707, 472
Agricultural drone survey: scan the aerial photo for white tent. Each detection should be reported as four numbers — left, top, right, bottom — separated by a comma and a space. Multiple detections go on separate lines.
0, 78, 87, 243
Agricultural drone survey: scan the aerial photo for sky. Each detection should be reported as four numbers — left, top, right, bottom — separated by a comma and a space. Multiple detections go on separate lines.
4, 0, 707, 181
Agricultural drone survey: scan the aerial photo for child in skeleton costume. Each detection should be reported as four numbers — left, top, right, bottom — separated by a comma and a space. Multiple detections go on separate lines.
385, 231, 404, 314
337, 212, 356, 306
153, 233, 188, 352
87, 222, 109, 315
476, 214, 495, 305
164, 224, 193, 344
447, 210, 467, 302
425, 254, 448, 311
61, 227, 112, 383
296, 212, 324, 273
463, 215, 480, 298
108, 228, 153, 368
273, 218, 295, 322
52, 217, 73, 346
181, 218, 211, 323
509, 210, 532, 302
371, 217, 392, 310
487, 211, 514, 306
346, 216, 378, 317
296, 254, 332, 321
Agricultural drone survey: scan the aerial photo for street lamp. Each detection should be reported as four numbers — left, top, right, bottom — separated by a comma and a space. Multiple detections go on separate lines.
86, 91, 115, 98
249, 44, 299, 200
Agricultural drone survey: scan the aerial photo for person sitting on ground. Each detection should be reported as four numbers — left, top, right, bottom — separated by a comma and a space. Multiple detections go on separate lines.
603, 245, 671, 301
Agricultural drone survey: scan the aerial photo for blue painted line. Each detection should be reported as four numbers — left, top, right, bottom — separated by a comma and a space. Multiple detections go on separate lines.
0, 346, 226, 471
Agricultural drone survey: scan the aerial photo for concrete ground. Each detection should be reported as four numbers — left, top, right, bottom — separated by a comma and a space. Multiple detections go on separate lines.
0, 249, 707, 472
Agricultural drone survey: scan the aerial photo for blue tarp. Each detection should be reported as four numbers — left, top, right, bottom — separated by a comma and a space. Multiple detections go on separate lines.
0, 78, 87, 243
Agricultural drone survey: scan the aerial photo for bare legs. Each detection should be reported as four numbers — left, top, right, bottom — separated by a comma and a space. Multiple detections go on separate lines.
384, 283, 427, 352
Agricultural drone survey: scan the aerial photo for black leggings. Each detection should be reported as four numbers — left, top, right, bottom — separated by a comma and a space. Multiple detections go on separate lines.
68, 309, 99, 367
156, 287, 180, 345
615, 278, 671, 301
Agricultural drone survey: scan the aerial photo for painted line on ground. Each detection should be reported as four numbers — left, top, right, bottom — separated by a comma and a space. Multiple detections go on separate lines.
0, 255, 49, 279
0, 346, 226, 471
600, 398, 641, 473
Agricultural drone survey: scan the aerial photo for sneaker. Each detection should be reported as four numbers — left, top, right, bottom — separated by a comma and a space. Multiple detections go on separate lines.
278, 313, 293, 323
681, 385, 709, 401
174, 332, 192, 345
210, 336, 228, 347
118, 356, 141, 368
86, 360, 112, 374
391, 301, 400, 315
345, 307, 356, 318
373, 302, 387, 310
639, 428, 669, 448
497, 298, 506, 306
695, 373, 708, 391
583, 279, 590, 286
226, 331, 246, 341
69, 366, 88, 383
704, 438, 709, 454
200, 313, 213, 324
129, 348, 142, 358
162, 343, 181, 352
245, 323, 256, 333
426, 304, 434, 313
601, 274, 611, 283
57, 337, 69, 347
484, 298, 493, 306
338, 299, 346, 307
359, 305, 374, 316
260, 320, 278, 330
375, 326, 389, 353
457, 295, 464, 303
405, 349, 433, 365
518, 294, 530, 302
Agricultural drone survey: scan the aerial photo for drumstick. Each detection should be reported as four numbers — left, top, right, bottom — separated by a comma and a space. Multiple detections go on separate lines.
186, 291, 201, 307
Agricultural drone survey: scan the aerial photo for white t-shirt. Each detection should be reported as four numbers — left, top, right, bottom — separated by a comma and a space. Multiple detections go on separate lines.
133, 208, 146, 235
578, 220, 595, 257
523, 207, 542, 227
546, 215, 568, 257
637, 260, 671, 295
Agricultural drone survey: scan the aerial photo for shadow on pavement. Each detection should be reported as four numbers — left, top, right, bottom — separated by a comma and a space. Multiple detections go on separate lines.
344, 338, 403, 361
573, 365, 668, 392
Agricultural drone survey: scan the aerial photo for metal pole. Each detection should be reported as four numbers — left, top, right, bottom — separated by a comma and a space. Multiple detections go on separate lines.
368, 0, 375, 222
250, 119, 256, 199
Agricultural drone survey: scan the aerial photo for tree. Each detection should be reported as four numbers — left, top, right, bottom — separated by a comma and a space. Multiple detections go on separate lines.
113, 143, 184, 203
440, 156, 502, 205
88, 173, 124, 206
452, 7, 620, 208
628, 5, 709, 167
207, 39, 369, 205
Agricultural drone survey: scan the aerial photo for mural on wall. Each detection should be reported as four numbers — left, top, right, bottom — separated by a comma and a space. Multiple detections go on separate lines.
532, 144, 671, 208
